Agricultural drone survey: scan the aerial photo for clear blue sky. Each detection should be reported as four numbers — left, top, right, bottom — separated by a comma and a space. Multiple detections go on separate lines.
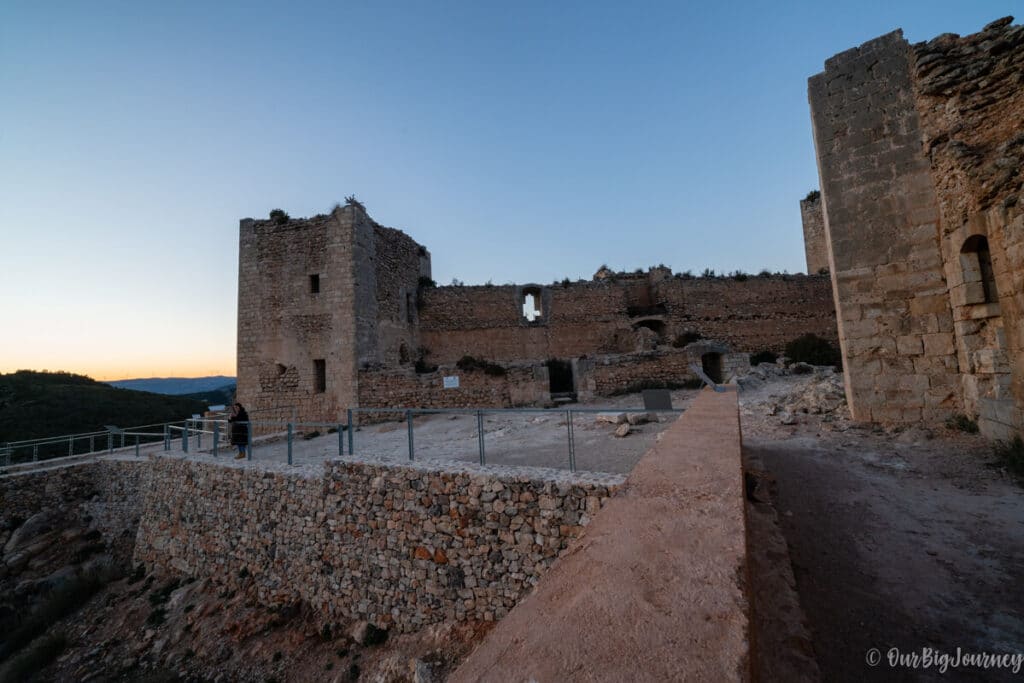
0, 1, 1017, 379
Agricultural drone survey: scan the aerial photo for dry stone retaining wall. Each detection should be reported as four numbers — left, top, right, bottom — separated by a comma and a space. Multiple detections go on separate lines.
133, 454, 622, 632
0, 458, 150, 557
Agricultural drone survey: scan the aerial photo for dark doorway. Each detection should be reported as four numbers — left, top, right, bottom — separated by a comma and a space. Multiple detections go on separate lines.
546, 358, 574, 394
702, 352, 723, 384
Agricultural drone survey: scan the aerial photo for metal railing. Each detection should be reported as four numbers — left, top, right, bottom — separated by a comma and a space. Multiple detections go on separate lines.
185, 406, 684, 473
2, 420, 178, 467
2, 405, 685, 475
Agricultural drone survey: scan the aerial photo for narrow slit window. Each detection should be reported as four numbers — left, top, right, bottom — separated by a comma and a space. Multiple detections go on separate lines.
313, 359, 326, 393
310, 274, 321, 294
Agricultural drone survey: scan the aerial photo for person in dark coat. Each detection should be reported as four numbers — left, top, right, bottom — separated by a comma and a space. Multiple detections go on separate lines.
228, 403, 250, 460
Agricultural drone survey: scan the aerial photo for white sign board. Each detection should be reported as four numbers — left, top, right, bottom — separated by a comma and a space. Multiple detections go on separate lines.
443, 375, 460, 389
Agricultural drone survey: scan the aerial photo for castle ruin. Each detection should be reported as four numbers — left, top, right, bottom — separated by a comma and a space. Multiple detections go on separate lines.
237, 206, 837, 422
807, 16, 1024, 438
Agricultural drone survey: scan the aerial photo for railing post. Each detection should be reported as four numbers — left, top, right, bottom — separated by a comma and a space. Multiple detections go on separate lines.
477, 411, 486, 466
287, 423, 293, 466
107, 433, 112, 455
566, 410, 575, 473
32, 445, 38, 463
246, 421, 253, 461
163, 425, 169, 452
89, 435, 95, 454
120, 432, 125, 449
406, 410, 414, 461
197, 422, 202, 450
135, 435, 140, 457
182, 422, 189, 454
347, 409, 354, 455
68, 436, 73, 457
338, 423, 344, 456
213, 422, 220, 458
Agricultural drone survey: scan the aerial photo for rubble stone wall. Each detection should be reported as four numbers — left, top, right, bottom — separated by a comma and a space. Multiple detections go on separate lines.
0, 459, 149, 552
358, 365, 549, 411
133, 455, 622, 632
418, 276, 836, 366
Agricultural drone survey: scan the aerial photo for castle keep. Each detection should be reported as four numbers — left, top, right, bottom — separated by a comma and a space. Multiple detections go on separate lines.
237, 205, 837, 421
807, 17, 1024, 438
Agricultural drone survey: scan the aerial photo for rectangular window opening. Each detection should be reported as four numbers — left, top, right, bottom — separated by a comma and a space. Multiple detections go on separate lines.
310, 274, 321, 294
314, 359, 326, 393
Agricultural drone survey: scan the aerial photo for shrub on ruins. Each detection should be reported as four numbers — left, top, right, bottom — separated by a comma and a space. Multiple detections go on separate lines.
750, 350, 778, 365
730, 270, 749, 281
414, 359, 438, 374
417, 276, 436, 288
456, 356, 507, 377
672, 331, 702, 348
784, 333, 841, 367
269, 209, 289, 224
994, 436, 1024, 481
946, 413, 979, 434
757, 269, 773, 278
804, 189, 820, 202
345, 195, 366, 211
701, 268, 716, 278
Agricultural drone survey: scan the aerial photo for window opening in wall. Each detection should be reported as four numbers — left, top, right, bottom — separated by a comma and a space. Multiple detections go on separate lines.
313, 359, 326, 393
310, 274, 321, 294
702, 353, 723, 384
522, 287, 543, 321
960, 236, 998, 304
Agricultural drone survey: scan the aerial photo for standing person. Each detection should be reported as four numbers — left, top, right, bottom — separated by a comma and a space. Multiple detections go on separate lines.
229, 403, 250, 460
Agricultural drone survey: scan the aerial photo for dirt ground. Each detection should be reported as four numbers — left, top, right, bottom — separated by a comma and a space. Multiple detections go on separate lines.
740, 374, 1024, 682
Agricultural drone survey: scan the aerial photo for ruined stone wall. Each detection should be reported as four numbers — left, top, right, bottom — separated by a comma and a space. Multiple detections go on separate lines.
800, 196, 829, 274
809, 31, 961, 423
809, 17, 1024, 434
358, 365, 548, 411
418, 276, 836, 366
369, 225, 431, 368
910, 17, 1024, 438
237, 209, 359, 423
133, 455, 621, 632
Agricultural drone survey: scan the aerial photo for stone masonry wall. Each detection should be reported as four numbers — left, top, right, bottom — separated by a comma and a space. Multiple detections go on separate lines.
358, 365, 548, 411
372, 226, 431, 369
418, 275, 836, 366
910, 17, 1024, 438
237, 208, 360, 423
0, 459, 150, 557
809, 31, 962, 423
800, 196, 829, 275
133, 455, 621, 632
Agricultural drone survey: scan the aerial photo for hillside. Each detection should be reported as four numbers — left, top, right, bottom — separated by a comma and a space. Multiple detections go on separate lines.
0, 371, 208, 445
106, 375, 235, 396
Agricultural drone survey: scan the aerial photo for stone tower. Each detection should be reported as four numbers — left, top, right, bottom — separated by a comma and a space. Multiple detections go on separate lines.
236, 204, 431, 422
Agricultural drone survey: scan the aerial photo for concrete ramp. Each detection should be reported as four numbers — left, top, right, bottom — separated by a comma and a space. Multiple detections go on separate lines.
452, 387, 749, 682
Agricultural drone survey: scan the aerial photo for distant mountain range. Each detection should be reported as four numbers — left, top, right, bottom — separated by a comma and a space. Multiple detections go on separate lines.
107, 376, 236, 396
